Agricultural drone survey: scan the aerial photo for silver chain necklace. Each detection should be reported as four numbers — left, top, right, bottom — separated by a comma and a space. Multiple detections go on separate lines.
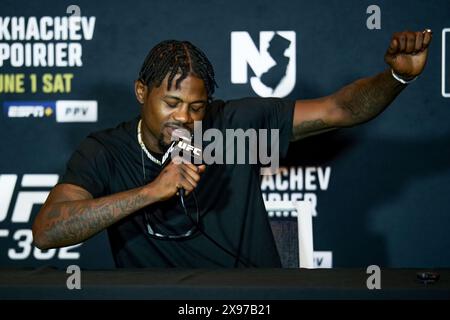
137, 119, 162, 167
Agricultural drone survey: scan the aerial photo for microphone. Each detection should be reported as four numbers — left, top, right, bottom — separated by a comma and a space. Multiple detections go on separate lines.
161, 128, 203, 197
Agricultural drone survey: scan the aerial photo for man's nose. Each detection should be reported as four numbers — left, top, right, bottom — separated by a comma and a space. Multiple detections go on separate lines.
172, 104, 191, 123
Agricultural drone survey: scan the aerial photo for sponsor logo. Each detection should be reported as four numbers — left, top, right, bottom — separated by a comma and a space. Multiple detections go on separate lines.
55, 100, 97, 122
0, 174, 81, 261
231, 31, 296, 98
3, 100, 97, 122
314, 251, 333, 268
3, 101, 55, 118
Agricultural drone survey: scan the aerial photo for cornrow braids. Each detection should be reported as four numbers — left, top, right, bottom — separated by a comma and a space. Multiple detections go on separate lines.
138, 40, 218, 100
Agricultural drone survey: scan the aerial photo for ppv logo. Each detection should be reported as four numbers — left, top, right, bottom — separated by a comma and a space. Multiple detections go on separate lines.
313, 251, 333, 268
56, 100, 97, 122
0, 174, 81, 260
231, 31, 296, 98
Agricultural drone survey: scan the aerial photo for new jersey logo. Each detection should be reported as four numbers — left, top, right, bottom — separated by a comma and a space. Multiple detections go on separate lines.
231, 31, 296, 98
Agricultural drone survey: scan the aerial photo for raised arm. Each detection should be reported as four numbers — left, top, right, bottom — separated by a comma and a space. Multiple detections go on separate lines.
291, 30, 432, 141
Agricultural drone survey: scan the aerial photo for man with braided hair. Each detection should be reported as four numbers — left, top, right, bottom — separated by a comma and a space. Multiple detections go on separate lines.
33, 31, 432, 267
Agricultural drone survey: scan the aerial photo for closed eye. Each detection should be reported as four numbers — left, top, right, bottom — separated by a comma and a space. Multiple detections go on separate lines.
190, 105, 205, 112
164, 101, 178, 108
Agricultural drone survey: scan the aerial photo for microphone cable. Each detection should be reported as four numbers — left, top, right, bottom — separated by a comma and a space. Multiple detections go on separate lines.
179, 189, 257, 268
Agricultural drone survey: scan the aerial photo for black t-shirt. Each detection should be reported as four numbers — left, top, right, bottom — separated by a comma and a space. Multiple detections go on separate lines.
60, 97, 295, 267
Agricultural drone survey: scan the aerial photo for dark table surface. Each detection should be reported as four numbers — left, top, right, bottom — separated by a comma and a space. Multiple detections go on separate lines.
0, 267, 449, 300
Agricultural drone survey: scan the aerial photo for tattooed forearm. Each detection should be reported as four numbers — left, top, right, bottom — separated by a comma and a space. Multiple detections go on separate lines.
292, 119, 327, 140
37, 188, 150, 249
335, 68, 406, 126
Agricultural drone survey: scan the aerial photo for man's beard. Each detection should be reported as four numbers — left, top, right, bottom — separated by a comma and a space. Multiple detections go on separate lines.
158, 124, 193, 153
158, 134, 170, 152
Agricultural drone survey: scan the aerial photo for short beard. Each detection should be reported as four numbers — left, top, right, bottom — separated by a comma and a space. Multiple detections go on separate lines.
158, 134, 170, 152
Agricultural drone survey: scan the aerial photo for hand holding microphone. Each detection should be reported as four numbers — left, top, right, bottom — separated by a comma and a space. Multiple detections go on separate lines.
149, 128, 205, 202
150, 159, 205, 202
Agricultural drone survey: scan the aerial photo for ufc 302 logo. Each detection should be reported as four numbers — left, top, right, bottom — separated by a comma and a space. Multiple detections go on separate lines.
231, 31, 296, 98
0, 174, 81, 260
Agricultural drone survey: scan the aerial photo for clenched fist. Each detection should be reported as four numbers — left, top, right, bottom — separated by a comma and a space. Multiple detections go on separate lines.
149, 159, 206, 202
385, 29, 432, 80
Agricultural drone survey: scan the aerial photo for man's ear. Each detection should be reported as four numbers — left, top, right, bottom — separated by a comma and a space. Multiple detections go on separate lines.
135, 80, 147, 104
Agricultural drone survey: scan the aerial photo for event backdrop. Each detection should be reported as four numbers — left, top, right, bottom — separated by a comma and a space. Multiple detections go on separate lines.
1, 0, 449, 269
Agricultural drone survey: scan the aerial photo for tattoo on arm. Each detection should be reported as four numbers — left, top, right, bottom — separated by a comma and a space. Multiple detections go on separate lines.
292, 119, 328, 140
336, 69, 406, 126
42, 191, 147, 247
